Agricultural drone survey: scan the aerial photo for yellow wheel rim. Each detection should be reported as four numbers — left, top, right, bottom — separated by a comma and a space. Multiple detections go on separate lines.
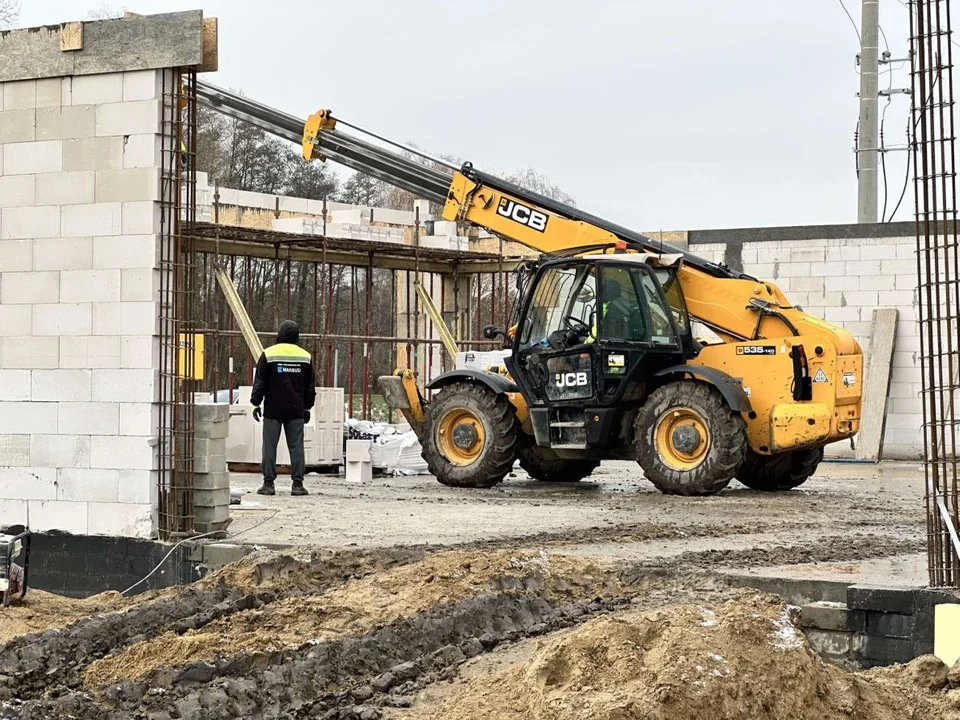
436, 408, 486, 466
655, 407, 711, 471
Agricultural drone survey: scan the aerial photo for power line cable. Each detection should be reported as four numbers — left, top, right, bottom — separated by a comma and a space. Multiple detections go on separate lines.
838, 0, 862, 44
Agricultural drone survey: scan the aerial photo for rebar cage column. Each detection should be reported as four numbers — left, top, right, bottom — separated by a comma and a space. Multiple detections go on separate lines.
157, 68, 200, 539
911, 0, 960, 586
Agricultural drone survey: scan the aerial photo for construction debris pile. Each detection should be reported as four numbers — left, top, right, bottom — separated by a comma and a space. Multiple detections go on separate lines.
1, 548, 956, 720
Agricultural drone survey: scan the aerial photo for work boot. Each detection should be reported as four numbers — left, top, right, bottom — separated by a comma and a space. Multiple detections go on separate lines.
257, 481, 276, 496
291, 481, 308, 496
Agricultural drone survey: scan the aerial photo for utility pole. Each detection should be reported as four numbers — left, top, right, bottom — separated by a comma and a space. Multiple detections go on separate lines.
858, 0, 880, 223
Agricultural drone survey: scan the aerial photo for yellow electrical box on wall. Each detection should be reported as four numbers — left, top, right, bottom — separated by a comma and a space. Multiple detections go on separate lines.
178, 334, 205, 380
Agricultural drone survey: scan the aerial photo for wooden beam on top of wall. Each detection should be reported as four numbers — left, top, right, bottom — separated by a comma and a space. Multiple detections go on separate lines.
201, 18, 219, 73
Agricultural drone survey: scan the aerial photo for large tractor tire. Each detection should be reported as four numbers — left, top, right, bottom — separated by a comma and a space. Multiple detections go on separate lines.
518, 441, 600, 483
736, 447, 824, 491
635, 380, 747, 496
421, 381, 521, 488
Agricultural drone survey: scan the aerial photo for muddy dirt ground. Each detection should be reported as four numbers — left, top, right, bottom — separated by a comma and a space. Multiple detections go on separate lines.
0, 461, 938, 719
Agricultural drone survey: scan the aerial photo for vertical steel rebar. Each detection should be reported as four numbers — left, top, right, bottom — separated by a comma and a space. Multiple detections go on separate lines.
912, 0, 960, 586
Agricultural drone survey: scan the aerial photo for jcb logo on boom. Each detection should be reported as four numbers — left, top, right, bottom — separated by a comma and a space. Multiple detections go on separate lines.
555, 372, 589, 388
497, 198, 548, 232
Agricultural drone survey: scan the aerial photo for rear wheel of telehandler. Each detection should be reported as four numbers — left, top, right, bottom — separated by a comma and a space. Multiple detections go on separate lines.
635, 381, 747, 496
421, 381, 521, 488
518, 440, 600, 483
735, 446, 824, 491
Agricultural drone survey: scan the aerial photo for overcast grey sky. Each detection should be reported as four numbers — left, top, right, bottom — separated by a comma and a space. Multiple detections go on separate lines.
19, 1, 917, 231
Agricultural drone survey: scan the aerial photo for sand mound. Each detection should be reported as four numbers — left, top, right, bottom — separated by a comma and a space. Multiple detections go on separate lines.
0, 589, 136, 645
84, 549, 620, 689
403, 592, 957, 720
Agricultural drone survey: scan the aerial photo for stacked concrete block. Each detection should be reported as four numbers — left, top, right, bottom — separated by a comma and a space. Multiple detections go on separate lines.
690, 232, 925, 460
0, 66, 167, 537
193, 403, 230, 533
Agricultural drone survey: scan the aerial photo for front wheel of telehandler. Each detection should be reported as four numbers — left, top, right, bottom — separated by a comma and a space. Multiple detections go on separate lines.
635, 381, 747, 496
735, 447, 824, 491
421, 381, 521, 488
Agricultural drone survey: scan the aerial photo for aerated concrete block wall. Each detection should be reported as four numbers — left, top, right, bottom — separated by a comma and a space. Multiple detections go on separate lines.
688, 224, 923, 460
0, 69, 166, 536
0, 11, 206, 538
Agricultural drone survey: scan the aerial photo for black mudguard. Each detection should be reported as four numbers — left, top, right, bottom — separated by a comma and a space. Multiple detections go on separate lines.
654, 364, 753, 413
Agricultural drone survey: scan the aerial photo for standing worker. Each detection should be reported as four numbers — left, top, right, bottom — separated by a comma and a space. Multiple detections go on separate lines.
251, 320, 317, 496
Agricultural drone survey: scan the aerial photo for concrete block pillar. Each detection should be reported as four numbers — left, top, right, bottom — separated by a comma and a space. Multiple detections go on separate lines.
0, 10, 211, 538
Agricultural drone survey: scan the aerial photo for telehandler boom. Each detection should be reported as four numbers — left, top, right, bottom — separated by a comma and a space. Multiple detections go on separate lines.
196, 81, 863, 495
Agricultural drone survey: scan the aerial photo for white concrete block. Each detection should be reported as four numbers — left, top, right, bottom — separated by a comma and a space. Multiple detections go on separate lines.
896, 318, 920, 337
825, 276, 860, 292
59, 335, 122, 370
29, 499, 88, 534
879, 289, 915, 306
776, 262, 812, 278
121, 202, 160, 234
893, 334, 922, 353
789, 276, 824, 292
0, 467, 56, 500
122, 133, 161, 169
0, 109, 36, 143
823, 306, 861, 323
2, 140, 62, 175
2, 81, 36, 110
118, 469, 158, 505
60, 269, 121, 303
57, 468, 119, 503
844, 290, 879, 307
35, 171, 95, 205
33, 237, 92, 271
893, 350, 920, 368
811, 260, 846, 277
32, 303, 92, 336
788, 248, 826, 262
1, 336, 59, 369
35, 78, 60, 109
880, 259, 909, 276
93, 234, 157, 268
0, 370, 31, 401
868, 243, 898, 260
72, 74, 124, 105
896, 244, 915, 260
30, 434, 91, 468
92, 369, 156, 403
88, 501, 153, 538
0, 402, 57, 435
859, 275, 892, 291
277, 196, 310, 214
0, 435, 30, 466
63, 137, 124, 171
95, 168, 159, 203
36, 105, 96, 141
120, 336, 157, 369
0, 176, 35, 208
90, 435, 156, 470
0, 239, 32, 272
0, 499, 28, 524
845, 260, 881, 276
93, 301, 157, 336
891, 397, 924, 415
120, 268, 160, 302
120, 402, 157, 436
123, 70, 161, 101
895, 275, 919, 290
0, 205, 61, 239
888, 381, 922, 398
31, 369, 91, 402
96, 100, 160, 137
58, 401, 120, 435
61, 203, 122, 237
0, 271, 59, 304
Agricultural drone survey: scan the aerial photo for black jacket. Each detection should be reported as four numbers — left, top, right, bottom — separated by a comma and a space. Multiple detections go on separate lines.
250, 321, 317, 421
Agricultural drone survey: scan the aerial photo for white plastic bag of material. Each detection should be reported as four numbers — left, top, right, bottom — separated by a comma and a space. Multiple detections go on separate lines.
344, 418, 427, 475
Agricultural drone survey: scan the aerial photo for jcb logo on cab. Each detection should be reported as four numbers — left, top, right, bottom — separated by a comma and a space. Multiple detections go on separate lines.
555, 372, 588, 388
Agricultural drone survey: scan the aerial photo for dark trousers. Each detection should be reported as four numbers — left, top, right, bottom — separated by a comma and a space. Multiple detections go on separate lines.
262, 417, 305, 484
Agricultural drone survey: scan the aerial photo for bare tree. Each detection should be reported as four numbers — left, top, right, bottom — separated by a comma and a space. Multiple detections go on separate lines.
0, 0, 20, 28
86, 3, 126, 19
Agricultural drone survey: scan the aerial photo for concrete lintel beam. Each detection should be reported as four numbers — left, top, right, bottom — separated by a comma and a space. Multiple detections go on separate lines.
0, 10, 206, 83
